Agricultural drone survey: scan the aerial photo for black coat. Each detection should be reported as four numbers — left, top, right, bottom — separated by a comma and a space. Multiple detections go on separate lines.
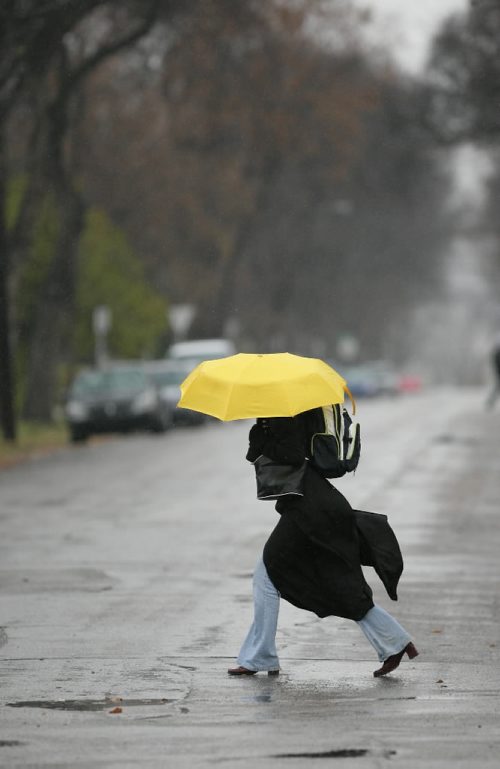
247, 412, 403, 621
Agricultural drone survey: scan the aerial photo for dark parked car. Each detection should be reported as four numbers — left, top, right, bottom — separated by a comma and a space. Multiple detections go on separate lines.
141, 360, 207, 426
65, 365, 172, 443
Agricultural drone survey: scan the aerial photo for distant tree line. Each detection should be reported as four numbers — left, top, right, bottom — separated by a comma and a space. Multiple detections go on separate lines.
426, 0, 500, 290
80, 0, 454, 359
2, 0, 497, 438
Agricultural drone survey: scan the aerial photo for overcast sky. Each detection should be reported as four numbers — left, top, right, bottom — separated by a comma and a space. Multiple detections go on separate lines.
357, 0, 469, 72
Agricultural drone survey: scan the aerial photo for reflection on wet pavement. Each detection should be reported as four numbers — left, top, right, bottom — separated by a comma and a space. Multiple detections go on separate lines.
7, 697, 172, 711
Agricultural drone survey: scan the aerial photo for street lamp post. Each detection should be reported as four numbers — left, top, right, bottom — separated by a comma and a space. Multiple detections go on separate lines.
168, 304, 196, 344
92, 305, 112, 369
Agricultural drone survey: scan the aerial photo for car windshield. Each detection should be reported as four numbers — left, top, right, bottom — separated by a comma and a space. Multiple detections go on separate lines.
71, 369, 147, 396
149, 370, 187, 386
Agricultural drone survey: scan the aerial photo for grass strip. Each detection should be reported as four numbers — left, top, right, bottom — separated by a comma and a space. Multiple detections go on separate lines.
0, 421, 68, 469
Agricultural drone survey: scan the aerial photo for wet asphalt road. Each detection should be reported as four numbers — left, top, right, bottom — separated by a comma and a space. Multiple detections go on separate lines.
0, 388, 499, 768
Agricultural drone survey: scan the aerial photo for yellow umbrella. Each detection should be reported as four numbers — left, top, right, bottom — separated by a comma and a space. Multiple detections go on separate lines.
177, 352, 354, 421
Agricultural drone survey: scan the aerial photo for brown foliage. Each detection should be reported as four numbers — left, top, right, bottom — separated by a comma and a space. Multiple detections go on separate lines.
80, 1, 453, 360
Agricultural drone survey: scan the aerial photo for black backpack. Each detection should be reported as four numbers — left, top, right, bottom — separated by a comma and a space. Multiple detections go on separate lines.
309, 404, 361, 478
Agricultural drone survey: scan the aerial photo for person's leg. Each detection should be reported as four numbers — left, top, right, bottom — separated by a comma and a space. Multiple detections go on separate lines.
234, 557, 280, 672
357, 604, 413, 662
485, 382, 499, 410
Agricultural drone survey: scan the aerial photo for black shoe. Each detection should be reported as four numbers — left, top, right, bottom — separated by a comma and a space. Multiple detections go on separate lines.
227, 666, 256, 676
227, 666, 279, 676
373, 642, 419, 677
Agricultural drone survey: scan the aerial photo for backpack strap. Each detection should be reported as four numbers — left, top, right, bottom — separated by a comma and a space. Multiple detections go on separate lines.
344, 385, 356, 415
321, 404, 335, 434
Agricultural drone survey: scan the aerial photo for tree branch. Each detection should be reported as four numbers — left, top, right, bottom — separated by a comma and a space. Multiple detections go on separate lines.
57, 0, 162, 106
0, 0, 107, 118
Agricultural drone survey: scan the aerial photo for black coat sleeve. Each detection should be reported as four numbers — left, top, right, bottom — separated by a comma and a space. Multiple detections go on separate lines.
246, 417, 305, 465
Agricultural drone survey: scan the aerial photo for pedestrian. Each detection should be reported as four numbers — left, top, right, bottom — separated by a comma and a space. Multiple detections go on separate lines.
485, 336, 500, 410
228, 410, 418, 678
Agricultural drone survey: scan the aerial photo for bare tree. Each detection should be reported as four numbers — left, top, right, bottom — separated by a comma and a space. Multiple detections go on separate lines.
426, 0, 500, 143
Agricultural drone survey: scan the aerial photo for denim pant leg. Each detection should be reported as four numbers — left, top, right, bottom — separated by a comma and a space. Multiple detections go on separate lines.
237, 557, 280, 672
357, 604, 413, 662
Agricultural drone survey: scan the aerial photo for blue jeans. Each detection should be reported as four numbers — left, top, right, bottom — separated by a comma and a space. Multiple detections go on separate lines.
237, 557, 412, 670
237, 557, 281, 671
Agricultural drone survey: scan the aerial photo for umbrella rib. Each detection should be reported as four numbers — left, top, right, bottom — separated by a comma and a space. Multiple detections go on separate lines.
222, 377, 237, 421
281, 377, 296, 417
230, 355, 259, 419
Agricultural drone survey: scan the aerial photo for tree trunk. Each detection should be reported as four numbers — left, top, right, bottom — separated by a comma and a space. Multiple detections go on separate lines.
0, 125, 16, 440
22, 98, 85, 422
22, 178, 84, 421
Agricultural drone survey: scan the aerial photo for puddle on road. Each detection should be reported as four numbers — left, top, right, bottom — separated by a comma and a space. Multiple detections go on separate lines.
7, 698, 172, 712
274, 748, 369, 759
274, 749, 397, 759
278, 747, 399, 759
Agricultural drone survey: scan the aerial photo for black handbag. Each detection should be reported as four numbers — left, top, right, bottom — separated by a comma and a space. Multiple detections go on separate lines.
253, 454, 307, 500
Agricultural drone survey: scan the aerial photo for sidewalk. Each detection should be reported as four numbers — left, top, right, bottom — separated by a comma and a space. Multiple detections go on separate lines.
0, 389, 499, 768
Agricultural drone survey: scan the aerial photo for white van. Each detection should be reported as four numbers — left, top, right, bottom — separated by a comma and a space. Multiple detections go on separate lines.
168, 338, 236, 364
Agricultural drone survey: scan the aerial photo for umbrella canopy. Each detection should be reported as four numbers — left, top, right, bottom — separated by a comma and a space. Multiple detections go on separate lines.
177, 352, 354, 421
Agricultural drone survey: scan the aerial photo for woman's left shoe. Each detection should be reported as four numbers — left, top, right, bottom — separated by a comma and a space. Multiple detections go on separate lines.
227, 666, 279, 676
227, 666, 256, 676
373, 642, 419, 677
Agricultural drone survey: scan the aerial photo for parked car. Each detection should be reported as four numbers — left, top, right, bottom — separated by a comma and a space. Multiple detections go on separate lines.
340, 365, 381, 398
141, 360, 207, 426
341, 361, 400, 398
397, 373, 423, 394
363, 360, 400, 396
65, 365, 172, 443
